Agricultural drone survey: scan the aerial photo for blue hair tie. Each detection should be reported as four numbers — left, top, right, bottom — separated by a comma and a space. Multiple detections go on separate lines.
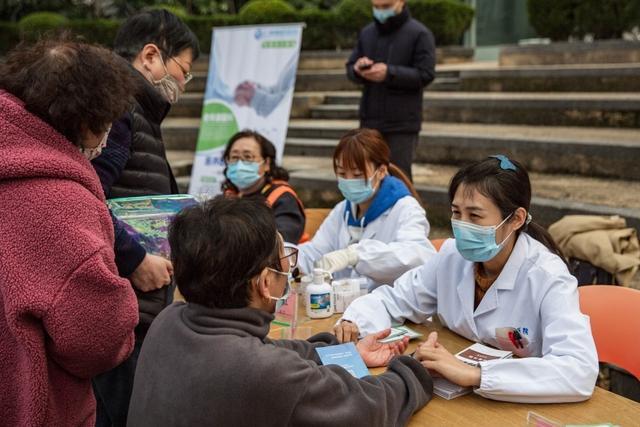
489, 155, 517, 171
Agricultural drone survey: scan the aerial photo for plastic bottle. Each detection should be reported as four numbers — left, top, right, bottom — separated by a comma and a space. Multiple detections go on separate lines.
305, 268, 333, 318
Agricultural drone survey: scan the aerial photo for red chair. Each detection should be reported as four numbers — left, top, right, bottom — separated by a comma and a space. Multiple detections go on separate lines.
430, 238, 447, 252
578, 285, 640, 380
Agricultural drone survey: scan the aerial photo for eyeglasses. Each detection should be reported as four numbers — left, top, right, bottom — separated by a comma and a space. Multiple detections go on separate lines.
272, 244, 298, 274
169, 56, 193, 84
226, 156, 263, 165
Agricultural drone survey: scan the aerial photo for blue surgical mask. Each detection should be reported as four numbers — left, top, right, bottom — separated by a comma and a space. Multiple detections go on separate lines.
338, 170, 379, 204
226, 160, 263, 190
268, 268, 291, 312
451, 214, 514, 262
373, 6, 397, 23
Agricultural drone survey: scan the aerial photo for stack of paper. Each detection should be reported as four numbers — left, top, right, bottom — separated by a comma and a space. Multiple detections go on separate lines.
433, 343, 513, 400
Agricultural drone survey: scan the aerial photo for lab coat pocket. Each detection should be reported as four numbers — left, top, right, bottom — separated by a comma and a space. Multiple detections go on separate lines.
495, 327, 536, 358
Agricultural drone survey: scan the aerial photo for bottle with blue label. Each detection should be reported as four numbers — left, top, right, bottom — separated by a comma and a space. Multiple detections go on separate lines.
305, 268, 333, 319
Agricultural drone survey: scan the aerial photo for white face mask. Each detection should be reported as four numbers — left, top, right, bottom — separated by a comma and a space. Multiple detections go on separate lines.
80, 127, 110, 161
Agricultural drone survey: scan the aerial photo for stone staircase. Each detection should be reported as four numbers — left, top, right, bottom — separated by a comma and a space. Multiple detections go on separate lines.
164, 52, 640, 230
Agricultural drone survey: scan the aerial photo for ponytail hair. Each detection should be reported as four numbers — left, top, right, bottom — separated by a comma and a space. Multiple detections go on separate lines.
222, 130, 289, 191
448, 156, 567, 265
333, 128, 423, 205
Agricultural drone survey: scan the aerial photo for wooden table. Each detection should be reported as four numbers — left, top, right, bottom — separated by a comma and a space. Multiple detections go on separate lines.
294, 307, 640, 427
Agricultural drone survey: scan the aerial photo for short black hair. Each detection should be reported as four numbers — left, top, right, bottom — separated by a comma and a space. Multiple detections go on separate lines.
0, 36, 136, 146
169, 196, 279, 309
114, 9, 200, 62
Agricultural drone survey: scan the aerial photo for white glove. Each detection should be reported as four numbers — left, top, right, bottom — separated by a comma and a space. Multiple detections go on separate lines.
315, 245, 359, 273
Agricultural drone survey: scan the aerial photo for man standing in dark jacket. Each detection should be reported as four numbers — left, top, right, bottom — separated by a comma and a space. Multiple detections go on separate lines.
91, 9, 200, 427
347, 0, 436, 181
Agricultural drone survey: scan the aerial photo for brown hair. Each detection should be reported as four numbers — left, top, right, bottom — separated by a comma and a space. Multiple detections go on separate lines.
333, 128, 422, 204
0, 35, 137, 146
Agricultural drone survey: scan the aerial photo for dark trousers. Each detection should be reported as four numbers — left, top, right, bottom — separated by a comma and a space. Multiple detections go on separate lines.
92, 338, 143, 427
381, 132, 418, 182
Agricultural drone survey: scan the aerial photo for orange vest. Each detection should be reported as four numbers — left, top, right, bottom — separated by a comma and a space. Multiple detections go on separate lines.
262, 180, 310, 244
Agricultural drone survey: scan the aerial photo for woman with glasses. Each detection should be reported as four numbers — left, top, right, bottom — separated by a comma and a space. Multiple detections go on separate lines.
90, 9, 200, 427
128, 197, 435, 426
222, 130, 307, 244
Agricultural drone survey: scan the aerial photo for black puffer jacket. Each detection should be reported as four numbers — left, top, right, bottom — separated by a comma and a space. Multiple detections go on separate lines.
346, 6, 436, 134
92, 68, 177, 339
110, 70, 178, 198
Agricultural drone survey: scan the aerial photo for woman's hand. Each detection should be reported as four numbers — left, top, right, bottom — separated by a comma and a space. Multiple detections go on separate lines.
356, 329, 409, 368
333, 320, 360, 343
414, 332, 481, 387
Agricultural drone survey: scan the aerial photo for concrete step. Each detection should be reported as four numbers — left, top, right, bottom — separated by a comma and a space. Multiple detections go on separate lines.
311, 92, 640, 127
162, 118, 640, 181
295, 69, 459, 91
167, 153, 640, 231
460, 63, 640, 92
286, 167, 640, 232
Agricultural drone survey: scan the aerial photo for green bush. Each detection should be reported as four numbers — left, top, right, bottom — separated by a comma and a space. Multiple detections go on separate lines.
527, 0, 579, 41
183, 15, 240, 52
298, 8, 340, 50
0, 22, 20, 54
68, 19, 121, 46
574, 0, 640, 39
528, 0, 640, 40
145, 4, 190, 19
239, 0, 298, 23
409, 0, 474, 46
18, 12, 70, 41
334, 0, 370, 46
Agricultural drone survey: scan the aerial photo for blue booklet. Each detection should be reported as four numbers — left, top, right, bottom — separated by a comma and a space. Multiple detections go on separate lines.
315, 343, 369, 378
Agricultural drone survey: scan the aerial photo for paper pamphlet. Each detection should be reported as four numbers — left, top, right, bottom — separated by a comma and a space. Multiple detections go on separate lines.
433, 343, 512, 400
455, 343, 513, 367
315, 343, 369, 378
379, 325, 423, 343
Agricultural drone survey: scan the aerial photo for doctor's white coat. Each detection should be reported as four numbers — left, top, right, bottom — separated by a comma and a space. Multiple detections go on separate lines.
342, 235, 599, 403
298, 197, 436, 289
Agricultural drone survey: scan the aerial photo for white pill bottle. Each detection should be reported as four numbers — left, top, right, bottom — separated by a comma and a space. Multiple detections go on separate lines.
305, 268, 334, 319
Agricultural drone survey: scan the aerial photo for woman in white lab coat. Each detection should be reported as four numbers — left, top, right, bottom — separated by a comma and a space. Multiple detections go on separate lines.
297, 128, 436, 289
336, 155, 599, 403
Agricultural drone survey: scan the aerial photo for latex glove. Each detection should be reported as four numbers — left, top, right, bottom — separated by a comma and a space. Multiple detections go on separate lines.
315, 244, 359, 273
129, 253, 173, 293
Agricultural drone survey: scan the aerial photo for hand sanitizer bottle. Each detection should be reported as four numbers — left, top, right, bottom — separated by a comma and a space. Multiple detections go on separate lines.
306, 268, 333, 319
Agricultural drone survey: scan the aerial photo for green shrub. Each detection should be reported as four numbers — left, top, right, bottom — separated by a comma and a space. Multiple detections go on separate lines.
183, 15, 240, 52
145, 4, 190, 19
239, 0, 298, 23
527, 0, 579, 41
18, 12, 70, 41
298, 8, 340, 50
528, 0, 640, 40
574, 0, 640, 39
409, 0, 474, 46
334, 0, 370, 45
0, 22, 20, 54
68, 19, 121, 46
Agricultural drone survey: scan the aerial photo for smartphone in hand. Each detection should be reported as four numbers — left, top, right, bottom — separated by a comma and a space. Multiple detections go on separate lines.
358, 62, 373, 70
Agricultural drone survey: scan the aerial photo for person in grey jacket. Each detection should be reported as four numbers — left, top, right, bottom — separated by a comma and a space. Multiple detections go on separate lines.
128, 197, 434, 427
347, 0, 436, 181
